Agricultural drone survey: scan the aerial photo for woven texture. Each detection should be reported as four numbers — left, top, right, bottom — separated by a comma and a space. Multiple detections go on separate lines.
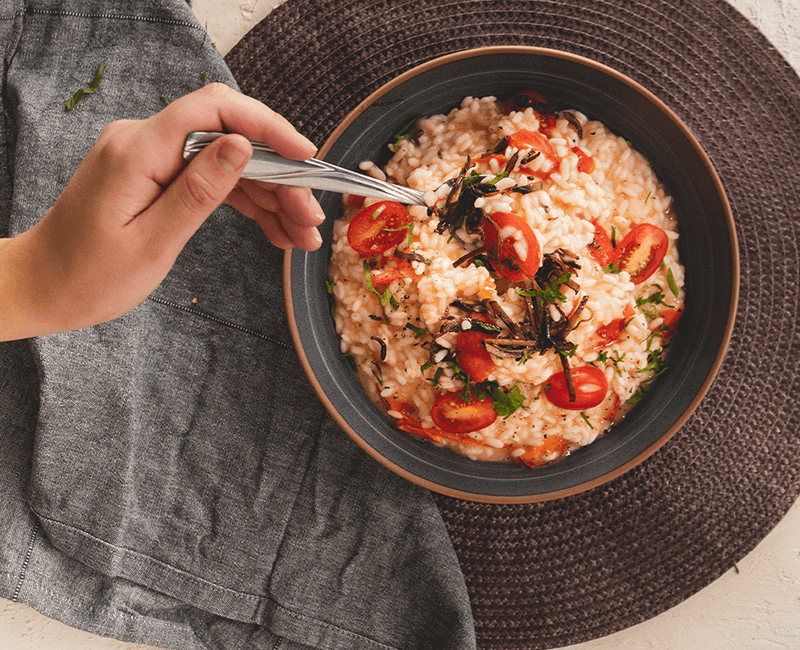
225, 0, 800, 647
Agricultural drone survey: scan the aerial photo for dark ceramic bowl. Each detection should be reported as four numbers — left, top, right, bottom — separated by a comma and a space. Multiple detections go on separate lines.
284, 47, 738, 503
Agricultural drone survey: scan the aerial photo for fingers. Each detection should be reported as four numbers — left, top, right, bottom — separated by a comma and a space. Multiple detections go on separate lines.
137, 133, 252, 255
145, 84, 316, 186
226, 182, 325, 251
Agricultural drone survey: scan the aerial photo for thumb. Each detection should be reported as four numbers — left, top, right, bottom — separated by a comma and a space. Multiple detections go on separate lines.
141, 134, 252, 250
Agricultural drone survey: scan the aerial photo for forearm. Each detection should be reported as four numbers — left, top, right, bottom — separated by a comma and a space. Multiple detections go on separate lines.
0, 230, 57, 341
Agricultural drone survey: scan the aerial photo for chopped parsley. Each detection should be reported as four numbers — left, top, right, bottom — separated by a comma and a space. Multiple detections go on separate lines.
667, 267, 679, 297
363, 261, 399, 310
490, 382, 527, 419
517, 272, 571, 305
383, 222, 414, 247
390, 115, 421, 151
66, 63, 105, 111
636, 285, 668, 319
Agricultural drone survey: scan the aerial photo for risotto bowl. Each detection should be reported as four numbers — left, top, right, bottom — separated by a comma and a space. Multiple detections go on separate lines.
284, 47, 738, 503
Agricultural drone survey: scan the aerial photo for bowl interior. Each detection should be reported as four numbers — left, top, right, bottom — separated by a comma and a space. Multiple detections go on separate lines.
285, 47, 737, 503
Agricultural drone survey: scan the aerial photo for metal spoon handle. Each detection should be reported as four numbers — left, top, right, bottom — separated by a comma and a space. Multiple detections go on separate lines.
183, 132, 426, 206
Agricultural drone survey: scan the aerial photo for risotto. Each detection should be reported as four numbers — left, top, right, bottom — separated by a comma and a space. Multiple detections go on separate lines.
328, 91, 684, 468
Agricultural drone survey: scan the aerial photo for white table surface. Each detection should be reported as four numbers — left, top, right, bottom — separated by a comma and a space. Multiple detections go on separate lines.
1, 0, 799, 648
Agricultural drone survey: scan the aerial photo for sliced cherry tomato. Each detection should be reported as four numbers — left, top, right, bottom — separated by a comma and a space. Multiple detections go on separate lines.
507, 129, 561, 179
455, 314, 496, 383
592, 304, 636, 349
572, 146, 595, 174
543, 365, 609, 410
387, 398, 494, 447
346, 194, 366, 207
612, 223, 669, 285
588, 219, 614, 267
370, 257, 415, 290
481, 211, 542, 282
430, 392, 498, 434
347, 201, 410, 256
513, 436, 569, 468
503, 89, 549, 114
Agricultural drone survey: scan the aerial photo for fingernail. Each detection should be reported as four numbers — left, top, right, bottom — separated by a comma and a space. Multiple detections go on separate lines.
311, 206, 326, 225
216, 140, 250, 172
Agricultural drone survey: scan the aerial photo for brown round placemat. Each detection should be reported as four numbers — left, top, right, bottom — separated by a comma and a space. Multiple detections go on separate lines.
225, 1, 800, 647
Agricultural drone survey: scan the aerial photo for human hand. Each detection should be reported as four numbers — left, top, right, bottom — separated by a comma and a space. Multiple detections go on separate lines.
0, 83, 325, 340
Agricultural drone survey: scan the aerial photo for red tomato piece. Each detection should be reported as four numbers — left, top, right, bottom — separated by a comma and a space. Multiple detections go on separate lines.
588, 219, 614, 267
503, 89, 549, 115
507, 129, 561, 179
387, 398, 494, 447
430, 392, 498, 434
455, 315, 496, 383
657, 307, 683, 338
347, 201, 410, 256
370, 257, 415, 290
481, 211, 542, 282
612, 223, 669, 285
543, 365, 609, 410
513, 436, 569, 468
592, 304, 636, 349
572, 146, 596, 174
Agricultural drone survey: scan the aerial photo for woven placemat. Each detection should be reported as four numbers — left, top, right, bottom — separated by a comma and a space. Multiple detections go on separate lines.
225, 1, 800, 647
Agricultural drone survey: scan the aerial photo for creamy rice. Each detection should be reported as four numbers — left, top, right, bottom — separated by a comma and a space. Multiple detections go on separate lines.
328, 93, 684, 467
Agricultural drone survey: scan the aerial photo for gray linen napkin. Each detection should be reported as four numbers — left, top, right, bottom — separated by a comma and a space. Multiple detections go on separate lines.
0, 2, 475, 648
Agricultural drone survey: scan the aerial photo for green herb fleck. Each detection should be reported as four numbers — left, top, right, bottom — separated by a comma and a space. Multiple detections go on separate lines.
363, 261, 398, 310
491, 383, 527, 419
667, 268, 679, 297
580, 412, 594, 429
603, 262, 621, 274
390, 115, 421, 151
66, 63, 105, 111
517, 272, 572, 305
383, 222, 414, 247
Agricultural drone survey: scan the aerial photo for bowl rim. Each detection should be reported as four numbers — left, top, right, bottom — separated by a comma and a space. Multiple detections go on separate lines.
283, 45, 739, 503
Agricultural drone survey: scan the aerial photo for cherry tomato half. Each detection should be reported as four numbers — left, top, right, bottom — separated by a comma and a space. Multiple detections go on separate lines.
386, 398, 494, 447
612, 223, 669, 285
482, 211, 542, 282
513, 435, 570, 468
507, 129, 561, 178
543, 365, 609, 410
430, 392, 498, 434
455, 315, 497, 383
588, 219, 614, 267
347, 201, 410, 256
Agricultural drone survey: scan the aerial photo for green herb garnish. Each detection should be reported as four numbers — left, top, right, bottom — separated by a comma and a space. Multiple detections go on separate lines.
66, 63, 105, 111
517, 272, 571, 305
491, 383, 527, 419
390, 115, 421, 151
363, 261, 398, 310
667, 268, 679, 297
